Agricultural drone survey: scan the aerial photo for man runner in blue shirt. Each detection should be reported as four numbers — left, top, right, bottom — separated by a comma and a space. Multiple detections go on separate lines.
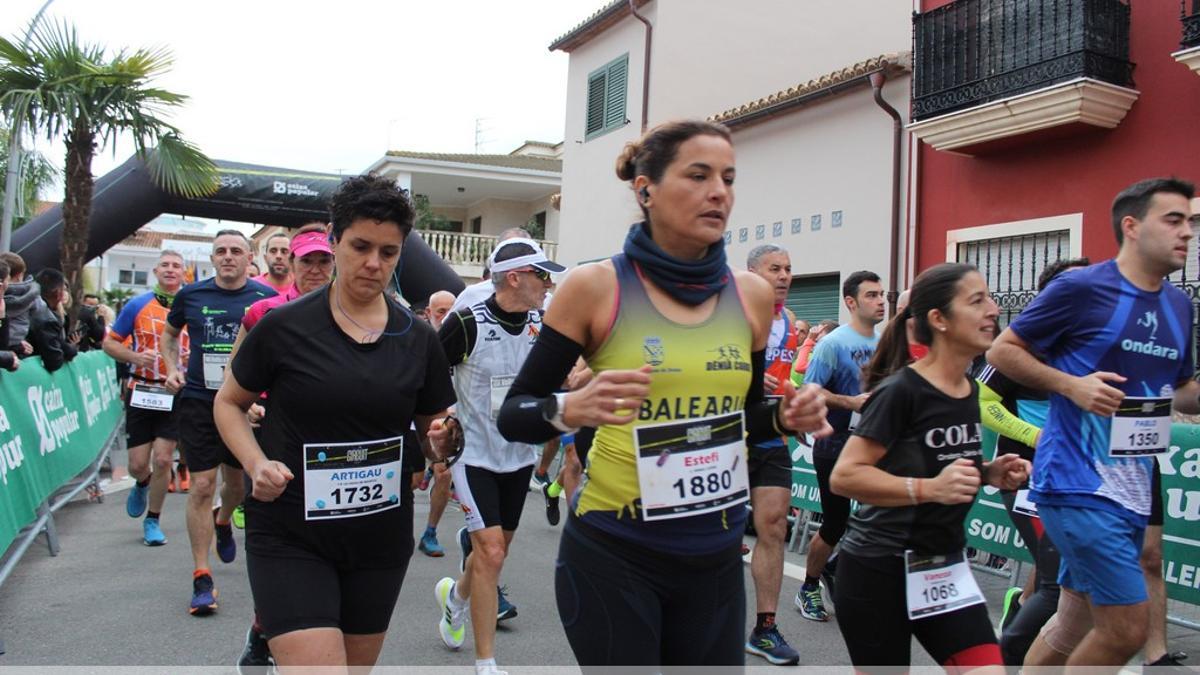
988, 177, 1200, 667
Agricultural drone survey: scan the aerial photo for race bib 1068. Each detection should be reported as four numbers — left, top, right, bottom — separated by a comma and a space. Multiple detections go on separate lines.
904, 549, 985, 620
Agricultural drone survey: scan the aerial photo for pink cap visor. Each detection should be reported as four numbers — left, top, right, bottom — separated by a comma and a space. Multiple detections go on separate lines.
291, 231, 333, 259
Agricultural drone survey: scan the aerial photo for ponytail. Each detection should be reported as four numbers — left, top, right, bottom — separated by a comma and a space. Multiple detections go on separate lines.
863, 305, 912, 392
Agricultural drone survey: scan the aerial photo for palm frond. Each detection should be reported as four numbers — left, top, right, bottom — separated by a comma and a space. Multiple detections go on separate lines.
142, 134, 218, 199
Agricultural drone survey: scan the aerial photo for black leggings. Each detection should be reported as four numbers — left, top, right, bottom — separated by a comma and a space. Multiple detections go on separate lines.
998, 492, 1062, 666
834, 551, 1001, 670
813, 452, 851, 545
555, 514, 746, 672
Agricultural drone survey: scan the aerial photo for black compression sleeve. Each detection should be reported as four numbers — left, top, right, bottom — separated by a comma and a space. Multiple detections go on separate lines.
745, 348, 783, 444
498, 323, 584, 444
437, 310, 473, 367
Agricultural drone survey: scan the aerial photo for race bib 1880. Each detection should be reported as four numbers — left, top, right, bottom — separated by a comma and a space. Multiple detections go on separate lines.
303, 435, 404, 521
634, 411, 749, 521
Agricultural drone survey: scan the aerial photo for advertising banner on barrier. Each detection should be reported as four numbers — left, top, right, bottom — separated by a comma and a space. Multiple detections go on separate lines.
1161, 424, 1200, 606
788, 435, 822, 513
0, 352, 122, 555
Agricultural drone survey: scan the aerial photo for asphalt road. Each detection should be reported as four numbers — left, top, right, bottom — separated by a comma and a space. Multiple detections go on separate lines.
1, 449, 1196, 671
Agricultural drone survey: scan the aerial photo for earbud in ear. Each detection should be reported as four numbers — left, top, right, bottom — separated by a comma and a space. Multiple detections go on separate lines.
639, 187, 650, 204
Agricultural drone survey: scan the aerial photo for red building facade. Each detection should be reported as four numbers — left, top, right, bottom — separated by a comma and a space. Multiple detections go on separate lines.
910, 0, 1200, 321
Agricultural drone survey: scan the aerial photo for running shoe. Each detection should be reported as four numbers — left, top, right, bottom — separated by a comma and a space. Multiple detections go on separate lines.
232, 504, 246, 530
143, 518, 167, 546
999, 586, 1022, 632
236, 626, 275, 675
126, 482, 149, 518
419, 530, 445, 557
476, 665, 508, 675
167, 468, 177, 493
419, 467, 433, 491
215, 517, 237, 563
1145, 651, 1190, 668
530, 470, 550, 491
795, 582, 829, 622
458, 526, 472, 573
190, 573, 218, 616
543, 483, 560, 526
435, 577, 467, 649
178, 466, 190, 492
496, 586, 517, 622
745, 625, 801, 666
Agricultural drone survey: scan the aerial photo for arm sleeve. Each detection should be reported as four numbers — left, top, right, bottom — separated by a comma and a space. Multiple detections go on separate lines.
804, 339, 836, 389
415, 328, 457, 415
851, 375, 908, 449
1008, 272, 1080, 355
0, 350, 14, 371
437, 310, 474, 367
743, 349, 784, 443
977, 379, 1040, 448
794, 337, 816, 374
498, 324, 584, 443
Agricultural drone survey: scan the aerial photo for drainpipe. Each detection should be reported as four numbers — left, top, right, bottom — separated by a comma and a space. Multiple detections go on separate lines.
629, 0, 651, 132
869, 70, 903, 316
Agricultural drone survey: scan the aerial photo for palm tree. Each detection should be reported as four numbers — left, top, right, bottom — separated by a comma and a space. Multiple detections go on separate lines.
0, 20, 217, 314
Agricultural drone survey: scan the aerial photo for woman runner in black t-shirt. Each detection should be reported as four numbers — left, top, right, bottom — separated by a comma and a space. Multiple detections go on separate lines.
829, 262, 1030, 671
213, 175, 459, 669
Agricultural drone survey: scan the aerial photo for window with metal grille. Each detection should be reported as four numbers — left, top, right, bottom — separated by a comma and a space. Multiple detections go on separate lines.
1167, 219, 1200, 364
585, 54, 629, 140
956, 229, 1071, 326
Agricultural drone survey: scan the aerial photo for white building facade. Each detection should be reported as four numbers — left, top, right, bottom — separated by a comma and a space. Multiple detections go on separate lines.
552, 0, 914, 322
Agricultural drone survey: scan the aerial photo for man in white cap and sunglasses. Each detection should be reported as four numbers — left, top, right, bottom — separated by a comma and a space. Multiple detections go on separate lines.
433, 238, 563, 675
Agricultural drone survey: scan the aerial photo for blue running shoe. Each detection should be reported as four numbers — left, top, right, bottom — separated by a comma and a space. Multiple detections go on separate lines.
143, 518, 167, 546
458, 526, 472, 573
126, 482, 148, 518
190, 573, 218, 616
419, 530, 445, 557
745, 625, 801, 665
795, 582, 829, 622
496, 586, 517, 622
215, 523, 237, 563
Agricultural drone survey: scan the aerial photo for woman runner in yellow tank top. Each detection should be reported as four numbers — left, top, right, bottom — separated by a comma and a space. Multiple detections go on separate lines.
498, 120, 830, 668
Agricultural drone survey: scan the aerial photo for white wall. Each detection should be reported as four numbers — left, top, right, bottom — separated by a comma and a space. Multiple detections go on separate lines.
556, 0, 913, 286
468, 198, 540, 237
725, 76, 911, 323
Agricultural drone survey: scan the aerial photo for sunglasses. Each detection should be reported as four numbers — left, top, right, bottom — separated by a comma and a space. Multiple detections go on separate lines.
514, 268, 551, 282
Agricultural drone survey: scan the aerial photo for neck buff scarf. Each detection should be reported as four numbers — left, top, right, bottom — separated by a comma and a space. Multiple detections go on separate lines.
622, 221, 729, 306
153, 284, 176, 308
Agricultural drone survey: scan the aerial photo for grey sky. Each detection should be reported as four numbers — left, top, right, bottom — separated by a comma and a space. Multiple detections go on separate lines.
2, 0, 600, 192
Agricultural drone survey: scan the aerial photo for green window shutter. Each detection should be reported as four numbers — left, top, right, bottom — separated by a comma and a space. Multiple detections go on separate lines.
586, 70, 607, 136
784, 274, 841, 324
604, 55, 628, 130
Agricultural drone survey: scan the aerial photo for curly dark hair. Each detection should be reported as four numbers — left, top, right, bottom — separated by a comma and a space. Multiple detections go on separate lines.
329, 174, 415, 240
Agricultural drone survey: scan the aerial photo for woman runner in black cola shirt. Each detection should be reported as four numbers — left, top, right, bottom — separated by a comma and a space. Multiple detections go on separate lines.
213, 175, 459, 670
829, 263, 1029, 671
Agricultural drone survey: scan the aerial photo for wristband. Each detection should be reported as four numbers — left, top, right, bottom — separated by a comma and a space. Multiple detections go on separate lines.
906, 477, 917, 505
771, 400, 791, 436
916, 478, 923, 503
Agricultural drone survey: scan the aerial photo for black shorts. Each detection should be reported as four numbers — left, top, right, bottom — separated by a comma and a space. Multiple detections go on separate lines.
247, 531, 411, 638
814, 452, 852, 545
747, 442, 791, 490
124, 392, 180, 448
178, 396, 240, 472
1150, 461, 1163, 527
451, 463, 533, 532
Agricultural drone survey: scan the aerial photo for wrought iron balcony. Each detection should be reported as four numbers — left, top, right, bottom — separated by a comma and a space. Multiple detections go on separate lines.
417, 229, 558, 274
1184, 0, 1200, 49
912, 0, 1134, 122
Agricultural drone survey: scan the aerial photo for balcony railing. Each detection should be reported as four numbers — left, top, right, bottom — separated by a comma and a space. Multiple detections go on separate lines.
1184, 0, 1200, 49
912, 0, 1134, 121
417, 230, 559, 270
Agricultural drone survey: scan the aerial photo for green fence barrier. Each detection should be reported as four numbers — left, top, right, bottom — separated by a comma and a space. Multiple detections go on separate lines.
0, 351, 122, 555
787, 424, 1200, 604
